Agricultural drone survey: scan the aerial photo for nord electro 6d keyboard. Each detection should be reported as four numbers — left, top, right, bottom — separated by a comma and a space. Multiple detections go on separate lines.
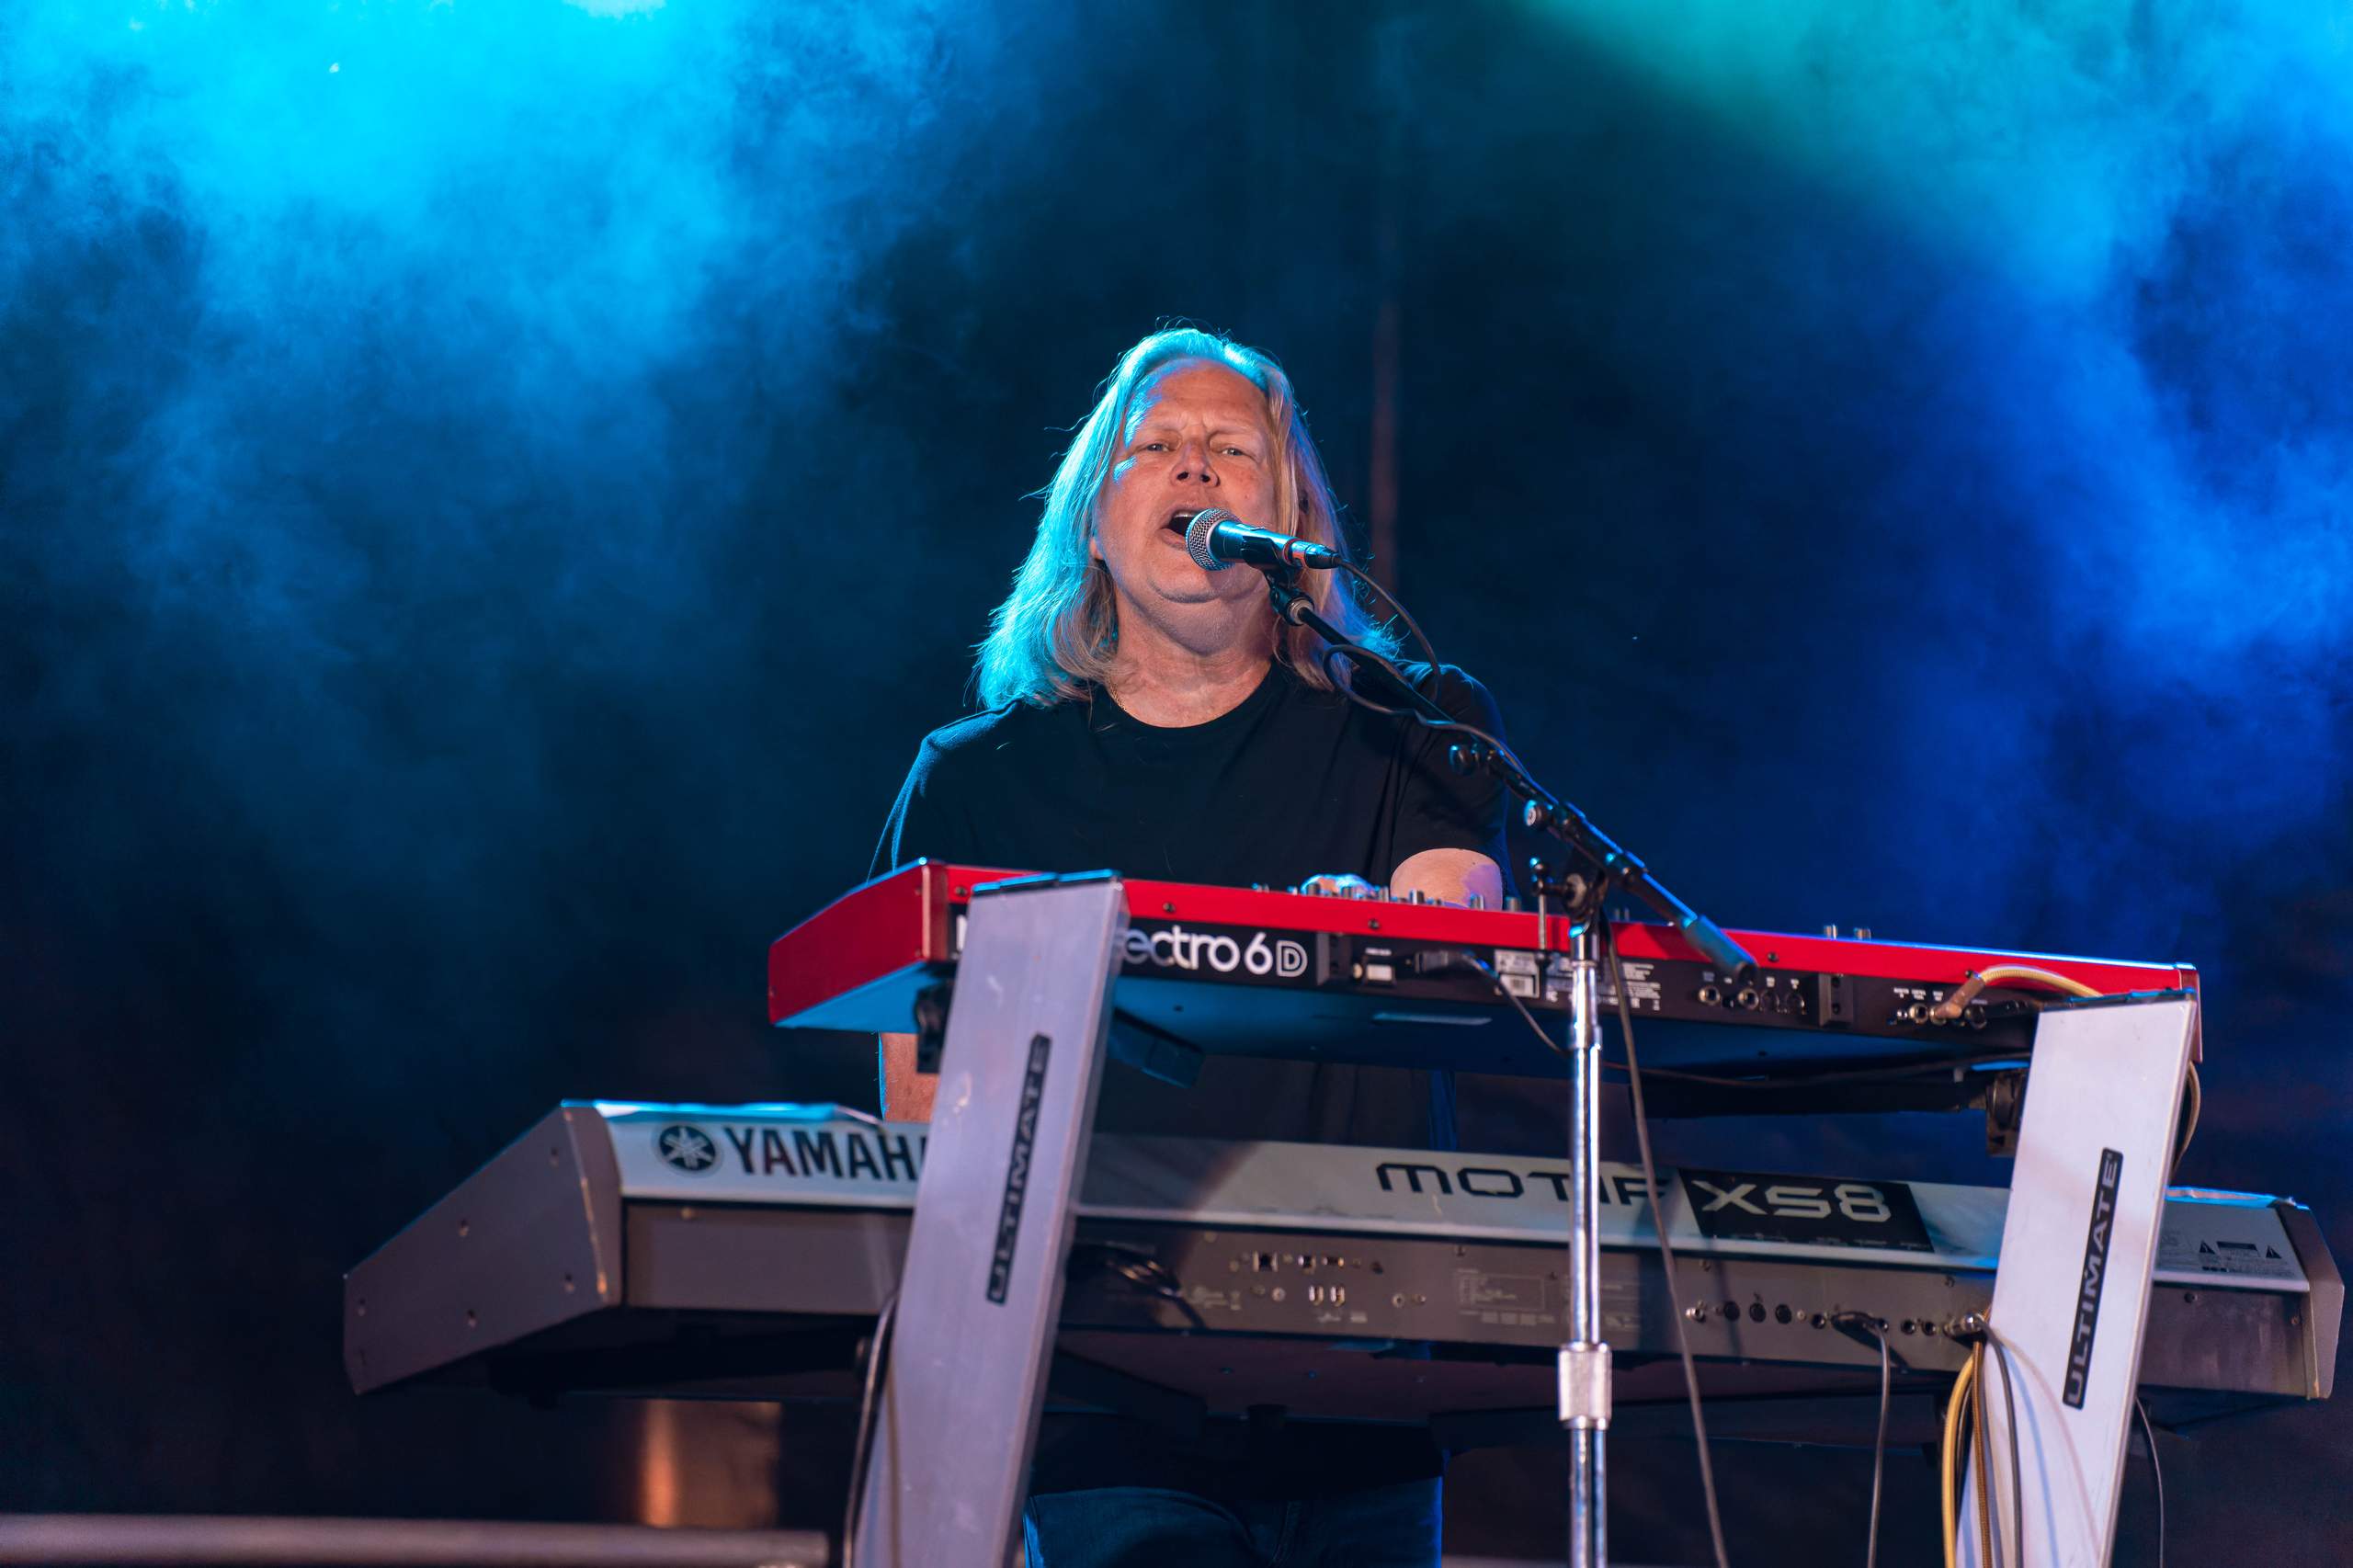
766, 861, 2199, 1075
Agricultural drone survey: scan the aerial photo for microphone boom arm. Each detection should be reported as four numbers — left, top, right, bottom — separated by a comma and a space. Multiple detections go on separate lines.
1263, 574, 1754, 980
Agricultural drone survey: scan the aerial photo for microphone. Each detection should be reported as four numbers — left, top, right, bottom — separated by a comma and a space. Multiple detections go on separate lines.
1183, 509, 1345, 573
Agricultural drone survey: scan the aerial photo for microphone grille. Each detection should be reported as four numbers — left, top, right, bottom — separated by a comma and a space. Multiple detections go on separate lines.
1185, 508, 1237, 571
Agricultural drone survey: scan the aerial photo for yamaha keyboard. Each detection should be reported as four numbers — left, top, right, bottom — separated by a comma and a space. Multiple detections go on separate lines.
345, 1102, 2336, 1437
767, 862, 2200, 1076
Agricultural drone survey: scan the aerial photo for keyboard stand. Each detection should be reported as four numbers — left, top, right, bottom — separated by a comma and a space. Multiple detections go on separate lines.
1957, 993, 2199, 1566
850, 873, 1128, 1566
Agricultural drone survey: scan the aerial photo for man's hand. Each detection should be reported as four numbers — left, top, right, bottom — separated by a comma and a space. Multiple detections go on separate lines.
1295, 871, 1380, 898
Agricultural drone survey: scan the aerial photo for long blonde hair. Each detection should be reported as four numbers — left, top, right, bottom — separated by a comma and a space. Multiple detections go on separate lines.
976, 327, 1401, 710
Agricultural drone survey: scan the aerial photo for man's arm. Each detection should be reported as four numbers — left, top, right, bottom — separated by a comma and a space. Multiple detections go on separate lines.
879, 1031, 933, 1121
869, 731, 975, 1124
1386, 665, 1513, 904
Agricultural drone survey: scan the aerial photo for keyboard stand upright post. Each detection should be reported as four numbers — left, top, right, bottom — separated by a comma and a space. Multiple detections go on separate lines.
850, 873, 1128, 1567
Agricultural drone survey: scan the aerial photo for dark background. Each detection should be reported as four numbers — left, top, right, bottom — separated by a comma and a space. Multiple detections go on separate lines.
6, 1, 2348, 1562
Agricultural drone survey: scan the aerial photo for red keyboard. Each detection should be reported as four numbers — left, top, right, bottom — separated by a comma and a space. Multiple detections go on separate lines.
767, 861, 2198, 1074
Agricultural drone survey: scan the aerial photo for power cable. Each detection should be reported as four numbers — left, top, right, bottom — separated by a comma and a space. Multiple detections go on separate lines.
2135, 1398, 2167, 1568
1830, 1315, 1896, 1568
1939, 1321, 2026, 1568
1981, 1324, 2026, 1568
1971, 1342, 1995, 1565
2172, 1064, 2201, 1177
838, 1289, 899, 1568
1826, 1311, 1898, 1568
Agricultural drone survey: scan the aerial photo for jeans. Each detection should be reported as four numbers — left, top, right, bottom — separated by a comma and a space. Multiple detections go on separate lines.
1023, 1479, 1443, 1567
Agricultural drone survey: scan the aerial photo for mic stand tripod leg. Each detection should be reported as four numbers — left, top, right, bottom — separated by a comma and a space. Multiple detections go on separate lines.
1560, 916, 1610, 1568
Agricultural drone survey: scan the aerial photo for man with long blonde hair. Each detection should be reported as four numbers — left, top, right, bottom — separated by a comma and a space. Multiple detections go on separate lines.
873, 326, 1509, 1565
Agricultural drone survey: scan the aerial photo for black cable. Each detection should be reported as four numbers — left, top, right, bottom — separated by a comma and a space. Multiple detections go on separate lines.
1461, 953, 1574, 1062
1307, 566, 1728, 1563
1827, 1311, 1895, 1568
1979, 1323, 2025, 1568
2170, 1064, 2201, 1180
2135, 1398, 2166, 1568
1314, 641, 1548, 801
1866, 1324, 1892, 1568
1999, 1345, 2023, 1568
1313, 618, 2069, 1104
1466, 935, 1728, 1565
1970, 1342, 1995, 1565
839, 1289, 899, 1568
1320, 642, 1460, 737
1608, 913, 1732, 1568
1463, 943, 1691, 1568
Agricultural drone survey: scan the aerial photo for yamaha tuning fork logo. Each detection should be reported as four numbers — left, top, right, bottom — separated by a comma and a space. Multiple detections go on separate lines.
654, 1123, 720, 1174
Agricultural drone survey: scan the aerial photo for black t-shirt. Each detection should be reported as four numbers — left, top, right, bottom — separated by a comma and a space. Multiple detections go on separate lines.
872, 658, 1513, 1502
872, 657, 1513, 1150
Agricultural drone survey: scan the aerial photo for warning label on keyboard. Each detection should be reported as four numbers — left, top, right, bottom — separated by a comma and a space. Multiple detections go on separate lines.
2154, 1200, 2306, 1283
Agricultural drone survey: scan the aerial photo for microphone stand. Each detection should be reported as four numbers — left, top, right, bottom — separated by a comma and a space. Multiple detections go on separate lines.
1265, 571, 1754, 1568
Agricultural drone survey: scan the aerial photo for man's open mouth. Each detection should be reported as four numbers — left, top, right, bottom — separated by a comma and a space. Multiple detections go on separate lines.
1164, 507, 1200, 538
